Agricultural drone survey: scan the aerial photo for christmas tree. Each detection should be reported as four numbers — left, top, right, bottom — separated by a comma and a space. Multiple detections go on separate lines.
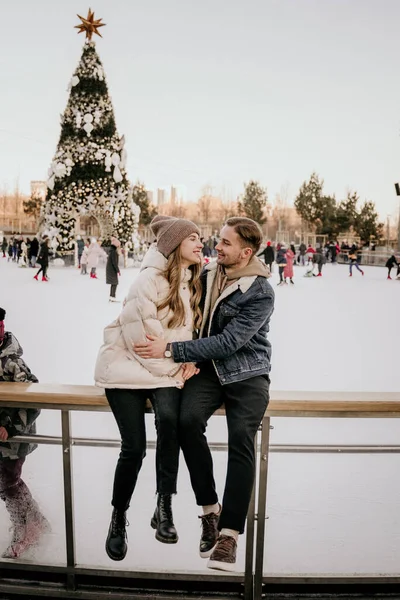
43, 9, 139, 253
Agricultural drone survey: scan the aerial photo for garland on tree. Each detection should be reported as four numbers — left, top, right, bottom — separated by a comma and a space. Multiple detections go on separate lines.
43, 40, 139, 253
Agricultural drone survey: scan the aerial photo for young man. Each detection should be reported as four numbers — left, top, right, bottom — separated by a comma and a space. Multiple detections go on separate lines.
134, 217, 274, 571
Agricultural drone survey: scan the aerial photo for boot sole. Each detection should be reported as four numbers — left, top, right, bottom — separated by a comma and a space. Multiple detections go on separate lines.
207, 558, 236, 572
150, 518, 178, 544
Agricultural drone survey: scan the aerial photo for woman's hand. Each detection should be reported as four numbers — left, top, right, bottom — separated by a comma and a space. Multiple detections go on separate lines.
181, 363, 200, 381
0, 426, 9, 441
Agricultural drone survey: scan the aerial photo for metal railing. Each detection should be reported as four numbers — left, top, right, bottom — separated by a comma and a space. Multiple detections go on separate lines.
0, 384, 400, 600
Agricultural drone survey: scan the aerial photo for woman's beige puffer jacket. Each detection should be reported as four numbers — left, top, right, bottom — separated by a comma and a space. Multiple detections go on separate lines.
95, 247, 194, 389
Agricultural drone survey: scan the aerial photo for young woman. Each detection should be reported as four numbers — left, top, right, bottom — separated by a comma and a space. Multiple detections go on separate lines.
33, 236, 50, 282
283, 246, 295, 284
95, 215, 203, 561
385, 253, 399, 280
348, 244, 364, 277
106, 237, 121, 302
276, 243, 287, 285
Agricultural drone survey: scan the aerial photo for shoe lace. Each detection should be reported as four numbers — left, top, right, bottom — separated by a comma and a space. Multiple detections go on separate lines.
214, 534, 236, 558
159, 495, 173, 523
112, 510, 128, 537
199, 512, 218, 540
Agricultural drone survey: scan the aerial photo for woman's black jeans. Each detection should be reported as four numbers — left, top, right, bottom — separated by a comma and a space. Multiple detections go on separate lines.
106, 386, 181, 511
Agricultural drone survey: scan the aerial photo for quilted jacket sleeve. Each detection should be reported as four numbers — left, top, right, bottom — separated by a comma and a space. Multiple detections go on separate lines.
120, 273, 180, 377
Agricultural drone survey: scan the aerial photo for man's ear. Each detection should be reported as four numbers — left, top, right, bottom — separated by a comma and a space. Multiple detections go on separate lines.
242, 247, 253, 259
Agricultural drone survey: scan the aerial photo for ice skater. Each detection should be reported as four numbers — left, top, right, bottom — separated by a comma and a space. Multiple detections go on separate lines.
284, 246, 295, 284
348, 244, 364, 277
276, 243, 287, 285
80, 242, 89, 275
0, 307, 49, 559
34, 236, 50, 282
106, 237, 121, 302
87, 238, 106, 279
385, 253, 399, 280
257, 241, 274, 272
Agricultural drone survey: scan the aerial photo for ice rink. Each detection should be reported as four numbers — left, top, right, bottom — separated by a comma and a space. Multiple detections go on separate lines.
1, 257, 400, 575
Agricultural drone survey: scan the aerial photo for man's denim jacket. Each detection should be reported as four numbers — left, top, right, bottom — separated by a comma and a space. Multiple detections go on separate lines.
172, 262, 275, 385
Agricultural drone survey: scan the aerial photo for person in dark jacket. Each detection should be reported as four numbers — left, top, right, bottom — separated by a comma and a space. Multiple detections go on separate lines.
385, 254, 399, 280
106, 236, 121, 302
76, 235, 85, 268
29, 237, 39, 268
1, 236, 7, 258
257, 241, 274, 271
348, 243, 364, 277
0, 308, 49, 559
34, 236, 50, 282
133, 217, 274, 572
275, 243, 287, 285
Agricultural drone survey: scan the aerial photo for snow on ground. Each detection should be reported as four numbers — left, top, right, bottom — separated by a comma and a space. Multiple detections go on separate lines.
1, 258, 400, 575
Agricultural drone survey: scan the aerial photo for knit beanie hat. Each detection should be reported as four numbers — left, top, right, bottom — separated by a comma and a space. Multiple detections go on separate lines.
111, 236, 121, 248
0, 308, 5, 343
150, 215, 200, 258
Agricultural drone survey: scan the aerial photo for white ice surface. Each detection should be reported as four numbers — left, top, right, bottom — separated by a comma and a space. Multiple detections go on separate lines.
1, 258, 400, 575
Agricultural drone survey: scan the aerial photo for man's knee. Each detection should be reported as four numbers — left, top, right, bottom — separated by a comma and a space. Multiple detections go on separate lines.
179, 409, 207, 438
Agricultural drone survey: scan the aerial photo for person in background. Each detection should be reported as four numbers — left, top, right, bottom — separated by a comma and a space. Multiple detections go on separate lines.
29, 236, 39, 268
87, 238, 106, 279
76, 235, 85, 269
106, 236, 121, 302
385, 253, 399, 280
34, 236, 50, 282
290, 242, 296, 264
257, 241, 274, 272
312, 247, 326, 277
306, 244, 316, 265
7, 240, 13, 262
348, 244, 364, 277
80, 242, 89, 275
0, 308, 49, 559
298, 242, 307, 265
276, 243, 287, 285
284, 245, 295, 284
1, 236, 7, 258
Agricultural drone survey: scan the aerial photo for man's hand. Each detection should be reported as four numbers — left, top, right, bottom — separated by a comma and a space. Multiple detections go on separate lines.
181, 363, 200, 381
133, 335, 167, 359
0, 426, 8, 441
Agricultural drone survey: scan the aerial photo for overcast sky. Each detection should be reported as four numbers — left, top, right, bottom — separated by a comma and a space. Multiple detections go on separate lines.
1, 0, 400, 218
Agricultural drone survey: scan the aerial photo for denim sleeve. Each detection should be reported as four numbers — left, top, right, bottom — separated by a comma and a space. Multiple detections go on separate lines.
172, 291, 274, 363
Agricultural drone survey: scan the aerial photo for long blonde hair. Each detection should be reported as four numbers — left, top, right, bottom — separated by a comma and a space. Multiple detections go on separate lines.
158, 247, 202, 331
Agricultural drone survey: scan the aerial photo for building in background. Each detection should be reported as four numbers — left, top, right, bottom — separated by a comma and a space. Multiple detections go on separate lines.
157, 188, 167, 206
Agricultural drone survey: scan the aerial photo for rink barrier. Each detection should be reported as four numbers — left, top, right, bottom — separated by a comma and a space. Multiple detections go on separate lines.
0, 384, 400, 600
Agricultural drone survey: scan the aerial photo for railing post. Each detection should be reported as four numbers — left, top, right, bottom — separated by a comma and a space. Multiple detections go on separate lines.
61, 410, 76, 590
254, 416, 271, 600
243, 435, 258, 600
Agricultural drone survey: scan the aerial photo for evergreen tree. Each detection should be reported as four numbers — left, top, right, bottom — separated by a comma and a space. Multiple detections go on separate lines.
43, 20, 139, 253
354, 200, 384, 241
294, 172, 324, 228
238, 180, 267, 224
23, 192, 42, 222
335, 191, 359, 233
132, 182, 157, 226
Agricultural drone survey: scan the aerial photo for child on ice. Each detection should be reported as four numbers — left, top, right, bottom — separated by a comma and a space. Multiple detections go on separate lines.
0, 307, 49, 558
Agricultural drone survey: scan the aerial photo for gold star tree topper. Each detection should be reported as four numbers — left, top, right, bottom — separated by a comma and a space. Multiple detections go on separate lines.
75, 8, 106, 41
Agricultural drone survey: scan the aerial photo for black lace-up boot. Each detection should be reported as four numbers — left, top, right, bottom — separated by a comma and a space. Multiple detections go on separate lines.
150, 494, 178, 544
105, 508, 128, 560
